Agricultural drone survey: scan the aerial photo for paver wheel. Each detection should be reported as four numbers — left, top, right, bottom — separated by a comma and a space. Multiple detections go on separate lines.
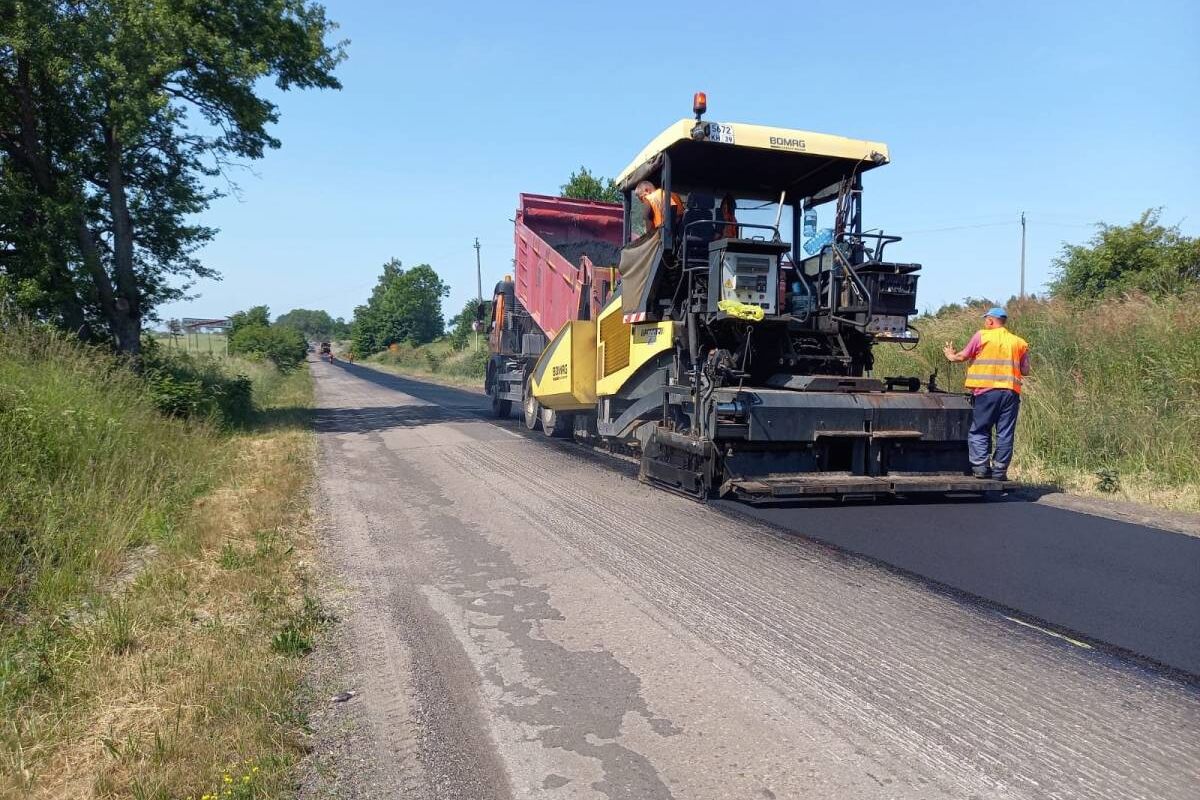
540, 407, 571, 438
523, 385, 540, 431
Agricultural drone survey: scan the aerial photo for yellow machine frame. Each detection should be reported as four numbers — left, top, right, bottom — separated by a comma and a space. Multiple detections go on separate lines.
531, 296, 673, 410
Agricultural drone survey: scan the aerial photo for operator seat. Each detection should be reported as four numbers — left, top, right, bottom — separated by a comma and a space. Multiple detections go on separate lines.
680, 192, 715, 269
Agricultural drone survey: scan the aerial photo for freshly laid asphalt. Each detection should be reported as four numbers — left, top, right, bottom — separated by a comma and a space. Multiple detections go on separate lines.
719, 498, 1200, 677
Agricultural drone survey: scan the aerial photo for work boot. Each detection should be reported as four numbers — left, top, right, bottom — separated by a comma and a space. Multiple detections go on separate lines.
971, 467, 990, 479
990, 469, 1009, 482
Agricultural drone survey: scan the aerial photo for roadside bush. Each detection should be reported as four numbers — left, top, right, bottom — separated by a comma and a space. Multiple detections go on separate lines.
374, 343, 422, 370
440, 344, 489, 379
229, 323, 307, 371
370, 338, 488, 382
424, 350, 445, 371
142, 343, 254, 426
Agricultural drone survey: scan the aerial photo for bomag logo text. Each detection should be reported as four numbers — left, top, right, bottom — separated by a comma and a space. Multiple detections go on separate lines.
552, 364, 568, 380
769, 136, 806, 150
635, 326, 661, 345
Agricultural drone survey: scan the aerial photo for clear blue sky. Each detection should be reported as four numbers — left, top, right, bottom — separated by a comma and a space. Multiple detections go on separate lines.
158, 0, 1199, 325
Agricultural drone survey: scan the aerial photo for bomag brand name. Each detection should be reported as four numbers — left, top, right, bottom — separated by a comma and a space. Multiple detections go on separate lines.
552, 364, 568, 380
634, 325, 662, 345
769, 136, 806, 150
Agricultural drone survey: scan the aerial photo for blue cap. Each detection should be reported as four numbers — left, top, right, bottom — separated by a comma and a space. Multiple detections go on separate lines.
984, 306, 1008, 320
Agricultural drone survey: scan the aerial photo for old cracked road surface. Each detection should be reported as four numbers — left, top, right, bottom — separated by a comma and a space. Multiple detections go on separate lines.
311, 359, 1200, 800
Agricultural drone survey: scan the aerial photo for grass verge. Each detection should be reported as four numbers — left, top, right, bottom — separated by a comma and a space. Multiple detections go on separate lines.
873, 293, 1200, 511
366, 338, 486, 390
1, 325, 321, 798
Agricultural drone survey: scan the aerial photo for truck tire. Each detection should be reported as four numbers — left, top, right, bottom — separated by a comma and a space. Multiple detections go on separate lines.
540, 407, 571, 438
523, 386, 540, 431
491, 388, 512, 419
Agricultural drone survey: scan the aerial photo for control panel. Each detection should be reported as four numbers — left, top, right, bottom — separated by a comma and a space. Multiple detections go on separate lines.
720, 252, 778, 314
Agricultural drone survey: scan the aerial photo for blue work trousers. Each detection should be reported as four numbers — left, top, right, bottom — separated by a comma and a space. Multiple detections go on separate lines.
969, 389, 1020, 473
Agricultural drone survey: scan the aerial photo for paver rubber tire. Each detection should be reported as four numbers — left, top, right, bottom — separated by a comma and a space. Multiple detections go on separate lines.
540, 407, 571, 438
523, 387, 540, 431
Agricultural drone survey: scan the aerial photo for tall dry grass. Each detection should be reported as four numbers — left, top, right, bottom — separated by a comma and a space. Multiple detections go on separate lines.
873, 293, 1200, 509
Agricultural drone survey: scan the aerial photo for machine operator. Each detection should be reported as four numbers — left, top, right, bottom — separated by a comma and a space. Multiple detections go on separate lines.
635, 180, 683, 233
943, 306, 1030, 482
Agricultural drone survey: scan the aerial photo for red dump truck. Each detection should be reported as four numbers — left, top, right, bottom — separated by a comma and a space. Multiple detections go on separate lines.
484, 193, 622, 420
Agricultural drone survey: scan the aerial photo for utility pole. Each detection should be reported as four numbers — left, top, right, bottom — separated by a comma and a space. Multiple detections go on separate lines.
1019, 211, 1026, 299
473, 237, 483, 351
474, 237, 483, 301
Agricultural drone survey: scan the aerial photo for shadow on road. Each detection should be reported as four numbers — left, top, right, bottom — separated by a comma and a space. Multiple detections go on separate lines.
314, 404, 485, 434
329, 360, 486, 403
250, 405, 315, 433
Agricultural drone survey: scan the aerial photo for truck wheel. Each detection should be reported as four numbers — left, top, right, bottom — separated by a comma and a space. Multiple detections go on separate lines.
491, 389, 512, 419
540, 407, 571, 438
523, 387, 540, 431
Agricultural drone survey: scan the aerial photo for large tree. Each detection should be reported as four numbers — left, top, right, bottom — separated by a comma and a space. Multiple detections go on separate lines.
0, 1, 345, 353
560, 165, 619, 203
275, 307, 345, 340
351, 259, 449, 355
1049, 209, 1200, 300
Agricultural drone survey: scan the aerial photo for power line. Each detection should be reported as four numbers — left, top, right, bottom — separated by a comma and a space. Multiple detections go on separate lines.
903, 221, 1013, 234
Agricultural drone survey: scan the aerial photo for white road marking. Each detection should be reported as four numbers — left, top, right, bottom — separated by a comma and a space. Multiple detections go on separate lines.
1003, 615, 1093, 649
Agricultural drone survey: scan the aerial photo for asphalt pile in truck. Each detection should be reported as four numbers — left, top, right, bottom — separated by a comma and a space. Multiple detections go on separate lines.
551, 240, 620, 268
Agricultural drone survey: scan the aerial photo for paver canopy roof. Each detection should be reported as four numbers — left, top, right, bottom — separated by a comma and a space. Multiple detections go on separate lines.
615, 119, 890, 201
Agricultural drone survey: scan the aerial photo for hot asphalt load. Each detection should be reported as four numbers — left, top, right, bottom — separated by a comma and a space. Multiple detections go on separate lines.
307, 357, 1200, 799
336, 359, 1200, 677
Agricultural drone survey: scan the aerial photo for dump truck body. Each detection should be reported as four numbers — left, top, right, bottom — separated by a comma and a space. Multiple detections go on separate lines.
484, 194, 622, 419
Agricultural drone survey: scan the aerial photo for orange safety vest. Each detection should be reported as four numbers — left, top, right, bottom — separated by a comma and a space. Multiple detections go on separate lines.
644, 188, 683, 229
965, 327, 1029, 394
719, 208, 738, 239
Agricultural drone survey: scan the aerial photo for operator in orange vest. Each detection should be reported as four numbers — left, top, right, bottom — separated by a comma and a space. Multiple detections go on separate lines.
943, 307, 1030, 481
717, 193, 739, 240
635, 180, 683, 234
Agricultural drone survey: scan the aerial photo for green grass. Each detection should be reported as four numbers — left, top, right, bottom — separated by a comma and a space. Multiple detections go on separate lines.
872, 292, 1200, 510
0, 321, 322, 797
152, 331, 229, 356
367, 337, 488, 388
0, 325, 220, 628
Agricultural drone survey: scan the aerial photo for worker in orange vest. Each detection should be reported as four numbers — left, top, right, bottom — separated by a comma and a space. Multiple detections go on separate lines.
717, 193, 739, 240
943, 307, 1030, 481
635, 180, 683, 234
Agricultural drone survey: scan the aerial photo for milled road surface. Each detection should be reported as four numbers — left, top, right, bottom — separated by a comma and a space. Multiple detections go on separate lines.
309, 359, 1200, 799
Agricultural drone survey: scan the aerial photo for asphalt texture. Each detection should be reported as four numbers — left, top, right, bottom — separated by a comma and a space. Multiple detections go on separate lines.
718, 499, 1200, 677
305, 358, 1200, 800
